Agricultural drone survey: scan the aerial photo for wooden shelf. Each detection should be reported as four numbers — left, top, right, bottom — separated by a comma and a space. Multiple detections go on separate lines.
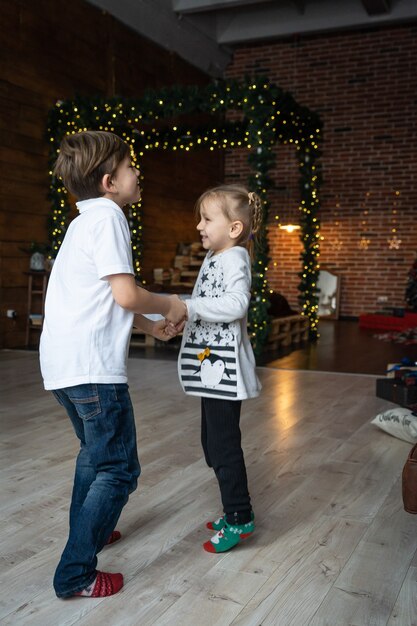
131, 329, 156, 347
153, 241, 204, 292
26, 271, 49, 348
266, 314, 309, 351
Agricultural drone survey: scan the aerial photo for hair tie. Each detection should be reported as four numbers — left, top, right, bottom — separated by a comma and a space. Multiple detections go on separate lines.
248, 191, 255, 205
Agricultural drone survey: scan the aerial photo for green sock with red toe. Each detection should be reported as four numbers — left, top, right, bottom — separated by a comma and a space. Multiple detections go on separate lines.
203, 518, 255, 553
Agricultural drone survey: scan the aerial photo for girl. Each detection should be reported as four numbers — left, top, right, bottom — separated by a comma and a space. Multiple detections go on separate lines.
178, 184, 262, 553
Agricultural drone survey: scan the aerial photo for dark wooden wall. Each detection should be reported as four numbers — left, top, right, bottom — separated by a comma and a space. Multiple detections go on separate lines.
0, 0, 223, 348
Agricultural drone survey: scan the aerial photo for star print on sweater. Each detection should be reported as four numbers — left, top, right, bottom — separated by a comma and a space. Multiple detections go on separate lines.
178, 247, 261, 401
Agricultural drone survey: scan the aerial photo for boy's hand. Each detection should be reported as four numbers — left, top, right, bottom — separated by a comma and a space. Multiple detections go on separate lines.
152, 319, 176, 341
166, 295, 188, 326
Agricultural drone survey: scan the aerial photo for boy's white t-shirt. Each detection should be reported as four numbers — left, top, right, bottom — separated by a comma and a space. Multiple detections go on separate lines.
40, 197, 135, 391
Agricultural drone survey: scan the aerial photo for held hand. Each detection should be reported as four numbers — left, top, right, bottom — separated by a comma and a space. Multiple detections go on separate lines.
152, 319, 174, 342
166, 295, 188, 326
164, 320, 180, 338
167, 318, 187, 334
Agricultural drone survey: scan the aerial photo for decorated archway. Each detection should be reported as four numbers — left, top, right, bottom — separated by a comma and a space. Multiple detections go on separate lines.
47, 77, 322, 353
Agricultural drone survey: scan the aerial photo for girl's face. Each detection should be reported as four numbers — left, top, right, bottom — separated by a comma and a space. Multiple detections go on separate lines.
197, 197, 237, 255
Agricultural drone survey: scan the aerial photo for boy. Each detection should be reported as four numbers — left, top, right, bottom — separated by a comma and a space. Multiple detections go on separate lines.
40, 130, 186, 598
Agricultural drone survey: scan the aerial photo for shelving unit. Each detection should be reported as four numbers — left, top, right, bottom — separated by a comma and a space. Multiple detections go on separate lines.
153, 242, 205, 291
130, 328, 157, 348
266, 314, 309, 351
25, 271, 49, 348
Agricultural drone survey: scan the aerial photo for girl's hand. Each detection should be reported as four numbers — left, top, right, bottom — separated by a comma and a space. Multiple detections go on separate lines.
167, 318, 187, 334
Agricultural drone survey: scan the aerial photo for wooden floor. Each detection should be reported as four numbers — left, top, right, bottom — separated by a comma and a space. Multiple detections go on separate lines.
1, 350, 417, 625
129, 319, 417, 376
263, 319, 417, 376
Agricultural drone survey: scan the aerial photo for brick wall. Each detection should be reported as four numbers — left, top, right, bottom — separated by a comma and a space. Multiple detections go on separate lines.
225, 23, 417, 317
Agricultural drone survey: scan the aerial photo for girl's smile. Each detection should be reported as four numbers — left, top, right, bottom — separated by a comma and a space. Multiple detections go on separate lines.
197, 198, 240, 255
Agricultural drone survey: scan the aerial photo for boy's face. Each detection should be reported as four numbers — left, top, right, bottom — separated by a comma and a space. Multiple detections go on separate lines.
110, 156, 141, 207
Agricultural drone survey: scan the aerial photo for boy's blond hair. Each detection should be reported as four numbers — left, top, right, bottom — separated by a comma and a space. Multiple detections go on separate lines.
195, 184, 263, 259
53, 131, 130, 200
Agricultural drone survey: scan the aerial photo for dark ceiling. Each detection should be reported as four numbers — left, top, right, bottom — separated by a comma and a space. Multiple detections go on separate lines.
86, 0, 417, 75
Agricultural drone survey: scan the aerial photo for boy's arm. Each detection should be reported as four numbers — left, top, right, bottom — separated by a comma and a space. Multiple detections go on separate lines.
133, 314, 157, 335
133, 314, 177, 341
107, 274, 186, 324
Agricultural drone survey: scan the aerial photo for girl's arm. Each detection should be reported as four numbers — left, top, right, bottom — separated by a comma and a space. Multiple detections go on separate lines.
185, 249, 251, 323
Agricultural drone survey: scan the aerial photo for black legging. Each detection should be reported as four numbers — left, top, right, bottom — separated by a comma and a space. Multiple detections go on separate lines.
201, 397, 252, 525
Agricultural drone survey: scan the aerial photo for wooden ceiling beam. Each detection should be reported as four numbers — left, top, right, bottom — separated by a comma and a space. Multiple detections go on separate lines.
361, 0, 391, 16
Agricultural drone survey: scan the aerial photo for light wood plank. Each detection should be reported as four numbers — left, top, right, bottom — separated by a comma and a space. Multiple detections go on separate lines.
387, 565, 417, 625
309, 479, 417, 626
229, 517, 368, 626
0, 351, 414, 625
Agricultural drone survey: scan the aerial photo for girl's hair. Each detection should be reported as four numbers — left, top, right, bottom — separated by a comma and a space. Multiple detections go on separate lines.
53, 131, 130, 200
195, 184, 263, 259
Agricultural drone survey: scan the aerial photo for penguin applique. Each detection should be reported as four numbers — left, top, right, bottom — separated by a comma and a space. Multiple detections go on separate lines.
195, 347, 230, 388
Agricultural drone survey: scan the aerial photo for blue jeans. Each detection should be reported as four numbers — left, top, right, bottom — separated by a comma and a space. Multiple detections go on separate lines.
52, 383, 140, 598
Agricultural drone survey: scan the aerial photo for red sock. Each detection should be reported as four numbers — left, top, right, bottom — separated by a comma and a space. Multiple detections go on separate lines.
75, 571, 123, 597
106, 530, 121, 545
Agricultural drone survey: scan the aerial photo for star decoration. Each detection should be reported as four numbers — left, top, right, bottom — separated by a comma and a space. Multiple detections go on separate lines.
201, 272, 209, 283
388, 235, 402, 250
214, 332, 222, 343
209, 260, 216, 269
189, 331, 196, 342
358, 237, 371, 250
222, 322, 229, 330
199, 290, 206, 297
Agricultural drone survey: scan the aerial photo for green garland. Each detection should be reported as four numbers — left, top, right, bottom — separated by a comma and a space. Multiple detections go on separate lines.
46, 77, 322, 353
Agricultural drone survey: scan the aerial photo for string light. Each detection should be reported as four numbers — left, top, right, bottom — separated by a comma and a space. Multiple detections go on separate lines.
358, 191, 372, 251
388, 190, 401, 250
332, 195, 343, 251
279, 223, 301, 233
47, 77, 322, 352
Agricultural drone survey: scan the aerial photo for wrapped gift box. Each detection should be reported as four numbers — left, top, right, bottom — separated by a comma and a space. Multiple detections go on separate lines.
376, 377, 417, 409
391, 370, 417, 385
387, 362, 417, 378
